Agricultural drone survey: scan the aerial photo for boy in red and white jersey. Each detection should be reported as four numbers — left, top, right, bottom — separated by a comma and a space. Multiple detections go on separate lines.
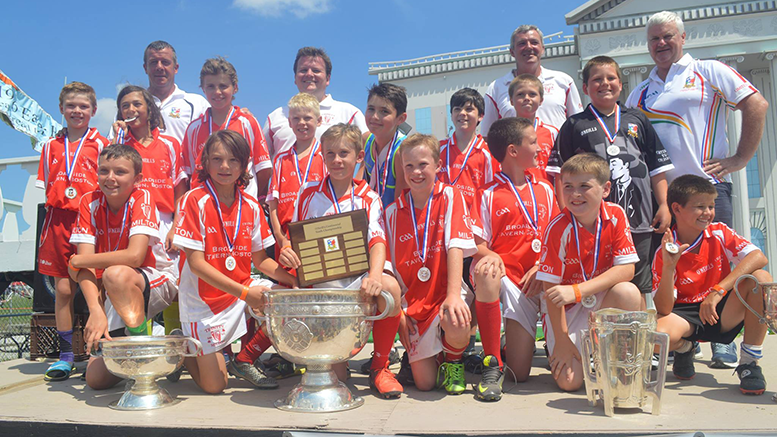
37, 82, 108, 381
290, 124, 403, 398
268, 93, 327, 262
652, 174, 771, 394
182, 57, 271, 200
385, 134, 477, 396
68, 146, 178, 390
537, 153, 641, 392
509, 74, 558, 182
470, 117, 560, 401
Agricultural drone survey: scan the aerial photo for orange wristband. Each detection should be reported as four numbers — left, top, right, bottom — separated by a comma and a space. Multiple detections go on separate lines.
68, 255, 80, 272
572, 283, 582, 303
711, 284, 727, 297
239, 285, 249, 301
282, 245, 292, 250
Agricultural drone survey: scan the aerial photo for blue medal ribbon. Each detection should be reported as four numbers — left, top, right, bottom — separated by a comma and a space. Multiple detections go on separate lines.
445, 134, 478, 185
64, 130, 88, 183
672, 228, 704, 254
570, 210, 603, 282
208, 106, 237, 136
104, 199, 129, 252
375, 131, 399, 198
205, 180, 242, 256
293, 141, 320, 186
327, 177, 354, 214
408, 190, 433, 266
501, 172, 539, 236
589, 104, 620, 145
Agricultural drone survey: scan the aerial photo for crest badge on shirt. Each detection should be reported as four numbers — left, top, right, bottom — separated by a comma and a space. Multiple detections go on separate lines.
169, 108, 181, 119
627, 123, 639, 138
684, 75, 696, 89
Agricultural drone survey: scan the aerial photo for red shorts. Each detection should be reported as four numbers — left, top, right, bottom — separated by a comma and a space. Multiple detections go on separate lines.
38, 207, 78, 278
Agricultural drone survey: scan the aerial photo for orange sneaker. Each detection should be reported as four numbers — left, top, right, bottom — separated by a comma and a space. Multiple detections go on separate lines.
370, 367, 403, 399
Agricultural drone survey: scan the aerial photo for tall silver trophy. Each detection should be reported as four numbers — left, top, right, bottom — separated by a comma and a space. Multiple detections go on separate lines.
94, 335, 202, 410
250, 288, 394, 412
580, 308, 669, 416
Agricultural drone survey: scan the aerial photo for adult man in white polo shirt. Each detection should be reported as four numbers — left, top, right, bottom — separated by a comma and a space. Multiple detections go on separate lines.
625, 10, 768, 371
264, 47, 368, 157
480, 25, 583, 138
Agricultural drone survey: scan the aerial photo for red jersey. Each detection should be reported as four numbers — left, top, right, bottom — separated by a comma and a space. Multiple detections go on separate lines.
70, 188, 169, 276
651, 223, 758, 304
123, 128, 186, 215
471, 172, 559, 285
437, 134, 499, 208
385, 181, 477, 335
268, 142, 327, 236
534, 119, 558, 182
36, 128, 108, 210
174, 186, 274, 317
537, 201, 638, 286
181, 106, 271, 199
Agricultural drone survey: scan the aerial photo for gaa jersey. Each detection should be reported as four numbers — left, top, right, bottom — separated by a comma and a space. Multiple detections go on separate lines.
181, 106, 271, 200
122, 128, 186, 215
385, 182, 477, 335
535, 119, 558, 174
548, 104, 674, 233
267, 143, 327, 236
36, 128, 108, 211
364, 132, 405, 208
481, 67, 583, 137
70, 188, 170, 276
173, 186, 274, 319
625, 53, 758, 184
537, 201, 639, 286
471, 172, 559, 286
437, 134, 499, 208
294, 177, 386, 250
651, 223, 758, 304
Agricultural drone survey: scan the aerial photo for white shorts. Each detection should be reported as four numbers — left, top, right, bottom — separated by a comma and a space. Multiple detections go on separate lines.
158, 212, 179, 275
500, 276, 540, 338
106, 266, 179, 332
541, 289, 607, 356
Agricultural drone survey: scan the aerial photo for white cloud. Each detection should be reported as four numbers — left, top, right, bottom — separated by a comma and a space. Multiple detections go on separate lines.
93, 98, 117, 138
233, 0, 332, 18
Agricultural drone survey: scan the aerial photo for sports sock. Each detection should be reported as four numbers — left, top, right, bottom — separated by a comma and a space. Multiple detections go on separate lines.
675, 339, 692, 354
236, 328, 272, 364
126, 318, 149, 336
740, 343, 763, 365
442, 336, 467, 362
475, 299, 503, 367
58, 329, 74, 363
370, 312, 401, 371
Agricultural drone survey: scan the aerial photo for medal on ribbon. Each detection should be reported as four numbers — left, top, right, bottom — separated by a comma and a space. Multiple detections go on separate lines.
64, 130, 88, 200
589, 104, 621, 157
375, 131, 399, 198
502, 173, 542, 253
293, 141, 320, 186
104, 200, 129, 253
327, 177, 355, 214
445, 134, 478, 186
205, 180, 242, 272
208, 106, 236, 136
408, 190, 433, 282
571, 210, 603, 308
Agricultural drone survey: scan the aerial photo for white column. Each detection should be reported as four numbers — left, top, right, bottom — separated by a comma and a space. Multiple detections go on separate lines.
718, 56, 751, 240
760, 52, 777, 271
621, 66, 647, 99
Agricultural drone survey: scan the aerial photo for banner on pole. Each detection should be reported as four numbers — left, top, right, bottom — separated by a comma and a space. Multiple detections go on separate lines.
0, 70, 62, 152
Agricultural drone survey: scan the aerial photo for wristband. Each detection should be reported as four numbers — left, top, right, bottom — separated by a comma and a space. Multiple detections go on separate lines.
572, 283, 582, 303
68, 255, 80, 272
711, 284, 727, 297
282, 245, 292, 250
239, 285, 249, 301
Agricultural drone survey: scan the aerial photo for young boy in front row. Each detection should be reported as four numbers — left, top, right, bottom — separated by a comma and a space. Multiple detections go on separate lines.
292, 123, 404, 399
537, 153, 642, 392
385, 134, 477, 395
68, 146, 178, 390
653, 175, 771, 394
470, 117, 560, 401
37, 82, 109, 381
509, 74, 558, 182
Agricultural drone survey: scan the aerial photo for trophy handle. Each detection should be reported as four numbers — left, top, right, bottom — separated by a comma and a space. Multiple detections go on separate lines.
734, 274, 768, 325
580, 329, 597, 384
365, 290, 395, 321
182, 337, 203, 357
247, 305, 268, 323
645, 330, 669, 416
91, 342, 103, 357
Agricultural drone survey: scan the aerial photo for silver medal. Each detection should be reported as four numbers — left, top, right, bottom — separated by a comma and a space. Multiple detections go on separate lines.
581, 295, 597, 309
225, 255, 237, 272
665, 242, 680, 255
417, 266, 431, 282
606, 145, 620, 156
531, 238, 542, 254
65, 187, 77, 199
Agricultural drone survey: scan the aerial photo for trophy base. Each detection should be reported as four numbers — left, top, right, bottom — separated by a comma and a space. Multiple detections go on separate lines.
275, 366, 364, 412
109, 385, 181, 411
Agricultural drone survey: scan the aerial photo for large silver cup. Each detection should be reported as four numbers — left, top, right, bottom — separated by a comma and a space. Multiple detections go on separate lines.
94, 335, 202, 410
250, 288, 394, 412
734, 274, 777, 333
580, 309, 669, 417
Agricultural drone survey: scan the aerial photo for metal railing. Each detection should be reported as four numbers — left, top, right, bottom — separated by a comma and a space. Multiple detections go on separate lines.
0, 281, 33, 361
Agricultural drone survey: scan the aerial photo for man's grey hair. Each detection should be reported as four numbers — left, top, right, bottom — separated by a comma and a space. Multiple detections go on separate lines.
647, 11, 685, 35
510, 25, 544, 48
144, 40, 178, 65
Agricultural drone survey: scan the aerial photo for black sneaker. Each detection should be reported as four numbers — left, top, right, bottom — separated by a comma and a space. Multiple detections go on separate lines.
227, 360, 279, 389
672, 342, 697, 380
358, 347, 401, 375
396, 351, 414, 386
474, 355, 504, 402
463, 351, 484, 374
735, 362, 766, 395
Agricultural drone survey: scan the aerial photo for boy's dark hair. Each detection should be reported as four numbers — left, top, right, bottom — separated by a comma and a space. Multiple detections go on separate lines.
59, 82, 97, 109
99, 145, 143, 175
321, 123, 363, 154
293, 47, 332, 78
667, 174, 718, 217
508, 74, 544, 101
487, 117, 533, 163
144, 40, 177, 65
116, 85, 166, 132
367, 83, 407, 115
449, 88, 485, 117
197, 130, 252, 189
200, 57, 238, 89
399, 133, 440, 162
560, 153, 610, 185
582, 56, 622, 84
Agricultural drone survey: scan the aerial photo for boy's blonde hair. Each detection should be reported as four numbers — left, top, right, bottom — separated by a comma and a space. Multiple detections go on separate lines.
508, 74, 544, 100
200, 57, 238, 89
59, 82, 97, 108
321, 123, 363, 154
288, 92, 321, 117
399, 133, 440, 162
560, 153, 610, 185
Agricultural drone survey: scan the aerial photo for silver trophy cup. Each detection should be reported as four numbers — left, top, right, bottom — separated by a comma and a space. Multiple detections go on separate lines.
94, 335, 202, 410
580, 309, 669, 417
250, 288, 394, 412
734, 274, 777, 333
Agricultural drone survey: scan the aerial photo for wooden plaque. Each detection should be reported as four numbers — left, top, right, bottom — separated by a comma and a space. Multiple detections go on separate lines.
288, 210, 370, 287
